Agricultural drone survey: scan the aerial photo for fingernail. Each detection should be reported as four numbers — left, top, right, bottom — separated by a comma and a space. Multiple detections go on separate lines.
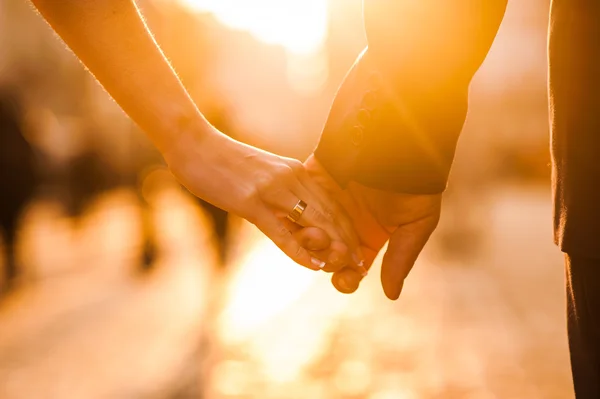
311, 257, 327, 270
337, 277, 351, 292
335, 274, 359, 294
352, 253, 365, 267
360, 268, 368, 277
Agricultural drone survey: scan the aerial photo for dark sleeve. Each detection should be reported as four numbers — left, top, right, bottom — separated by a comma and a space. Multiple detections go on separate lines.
314, 0, 508, 194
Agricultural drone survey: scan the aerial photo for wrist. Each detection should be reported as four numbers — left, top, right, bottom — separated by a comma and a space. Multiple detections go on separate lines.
162, 118, 223, 166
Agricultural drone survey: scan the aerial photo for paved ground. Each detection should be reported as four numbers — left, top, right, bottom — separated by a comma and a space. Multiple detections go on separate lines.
0, 189, 212, 399
0, 185, 573, 399
208, 185, 572, 399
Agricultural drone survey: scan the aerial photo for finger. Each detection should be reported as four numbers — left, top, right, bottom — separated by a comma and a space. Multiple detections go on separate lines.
258, 167, 342, 247
260, 180, 335, 241
330, 245, 378, 293
287, 184, 351, 264
310, 240, 351, 273
291, 226, 351, 272
380, 216, 438, 300
258, 171, 361, 272
289, 179, 366, 274
291, 226, 330, 251
253, 207, 322, 271
331, 268, 363, 294
263, 185, 306, 221
295, 168, 365, 264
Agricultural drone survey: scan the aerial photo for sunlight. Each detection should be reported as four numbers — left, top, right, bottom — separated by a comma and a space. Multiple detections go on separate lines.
178, 0, 328, 55
219, 237, 319, 340
217, 224, 354, 383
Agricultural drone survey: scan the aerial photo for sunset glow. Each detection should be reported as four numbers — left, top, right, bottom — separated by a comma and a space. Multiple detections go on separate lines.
179, 0, 329, 55
216, 224, 354, 384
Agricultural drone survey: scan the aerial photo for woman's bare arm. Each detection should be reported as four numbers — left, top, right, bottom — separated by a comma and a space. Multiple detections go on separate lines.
28, 0, 365, 273
30, 0, 210, 153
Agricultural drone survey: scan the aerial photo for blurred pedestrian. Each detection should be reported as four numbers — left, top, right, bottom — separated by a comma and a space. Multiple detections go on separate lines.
0, 87, 37, 292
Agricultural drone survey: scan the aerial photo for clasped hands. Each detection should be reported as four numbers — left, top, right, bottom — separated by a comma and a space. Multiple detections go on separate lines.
165, 129, 441, 300
294, 155, 441, 299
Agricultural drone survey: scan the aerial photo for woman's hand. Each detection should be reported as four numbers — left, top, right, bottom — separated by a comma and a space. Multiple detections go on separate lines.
27, 0, 363, 273
163, 127, 366, 273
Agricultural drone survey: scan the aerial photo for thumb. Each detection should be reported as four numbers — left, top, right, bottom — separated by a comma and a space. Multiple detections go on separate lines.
381, 215, 438, 300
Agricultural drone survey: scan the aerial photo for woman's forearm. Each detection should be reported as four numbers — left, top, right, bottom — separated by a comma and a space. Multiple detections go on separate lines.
30, 0, 212, 153
29, 0, 367, 272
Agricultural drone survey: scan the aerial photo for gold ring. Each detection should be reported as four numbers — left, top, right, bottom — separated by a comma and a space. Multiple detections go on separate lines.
286, 200, 307, 223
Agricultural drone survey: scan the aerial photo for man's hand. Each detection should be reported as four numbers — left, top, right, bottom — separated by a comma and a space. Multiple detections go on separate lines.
304, 155, 442, 300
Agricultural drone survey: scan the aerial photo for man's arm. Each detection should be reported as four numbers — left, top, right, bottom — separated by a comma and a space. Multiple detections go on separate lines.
310, 1, 509, 298
30, 0, 210, 154
315, 0, 508, 194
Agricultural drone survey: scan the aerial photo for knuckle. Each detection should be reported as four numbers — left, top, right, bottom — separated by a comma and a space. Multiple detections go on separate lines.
277, 226, 304, 261
276, 223, 292, 240
286, 159, 304, 174
255, 175, 274, 196
281, 165, 296, 182
322, 206, 336, 222
257, 166, 295, 196
304, 205, 317, 221
332, 243, 349, 259
293, 244, 304, 261
242, 187, 261, 205
279, 162, 297, 179
308, 206, 327, 225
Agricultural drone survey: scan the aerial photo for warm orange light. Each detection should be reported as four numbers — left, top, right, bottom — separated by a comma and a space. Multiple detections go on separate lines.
178, 0, 328, 55
216, 223, 354, 383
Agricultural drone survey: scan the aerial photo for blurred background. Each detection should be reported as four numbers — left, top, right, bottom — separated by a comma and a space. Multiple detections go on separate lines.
0, 0, 570, 398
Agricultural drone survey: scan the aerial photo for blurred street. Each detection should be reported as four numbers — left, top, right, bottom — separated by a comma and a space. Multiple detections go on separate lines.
0, 0, 571, 397
208, 185, 571, 399
0, 188, 212, 399
0, 185, 572, 399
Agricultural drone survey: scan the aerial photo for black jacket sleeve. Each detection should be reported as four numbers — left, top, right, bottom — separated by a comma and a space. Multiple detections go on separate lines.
314, 0, 508, 194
